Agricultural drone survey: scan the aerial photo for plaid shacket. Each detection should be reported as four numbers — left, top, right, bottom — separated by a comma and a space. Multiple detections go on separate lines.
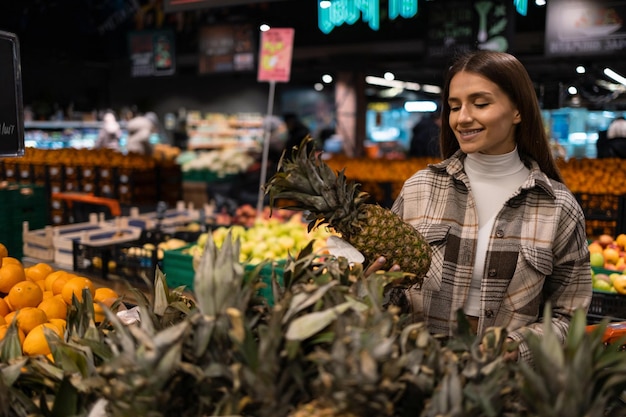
391, 150, 592, 364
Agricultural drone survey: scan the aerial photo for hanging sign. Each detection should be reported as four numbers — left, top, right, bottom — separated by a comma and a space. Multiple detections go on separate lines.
128, 30, 176, 77
545, 0, 626, 56
0, 31, 24, 157
257, 28, 295, 83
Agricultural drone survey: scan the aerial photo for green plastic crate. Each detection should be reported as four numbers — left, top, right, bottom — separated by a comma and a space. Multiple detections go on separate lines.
162, 244, 284, 304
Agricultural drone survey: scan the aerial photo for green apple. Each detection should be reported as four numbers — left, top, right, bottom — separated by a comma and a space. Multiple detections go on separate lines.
593, 279, 613, 292
590, 252, 605, 268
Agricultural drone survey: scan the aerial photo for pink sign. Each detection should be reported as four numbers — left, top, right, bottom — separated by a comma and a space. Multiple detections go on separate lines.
257, 28, 295, 83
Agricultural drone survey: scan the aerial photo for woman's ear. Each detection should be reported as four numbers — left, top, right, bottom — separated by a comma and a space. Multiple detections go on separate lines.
513, 109, 521, 125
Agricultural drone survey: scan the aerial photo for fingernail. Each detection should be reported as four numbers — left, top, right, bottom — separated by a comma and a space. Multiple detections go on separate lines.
377, 256, 386, 264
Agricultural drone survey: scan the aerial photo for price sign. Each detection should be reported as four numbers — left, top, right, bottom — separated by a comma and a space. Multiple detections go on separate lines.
0, 31, 24, 157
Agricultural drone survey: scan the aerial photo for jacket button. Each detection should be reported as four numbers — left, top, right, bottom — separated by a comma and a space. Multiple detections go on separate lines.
485, 309, 494, 318
496, 229, 504, 238
488, 269, 496, 277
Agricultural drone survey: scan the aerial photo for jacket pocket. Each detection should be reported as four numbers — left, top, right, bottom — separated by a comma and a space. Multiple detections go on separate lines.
519, 245, 553, 276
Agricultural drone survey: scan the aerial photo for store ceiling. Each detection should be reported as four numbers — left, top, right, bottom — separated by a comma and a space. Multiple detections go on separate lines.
1, 0, 625, 109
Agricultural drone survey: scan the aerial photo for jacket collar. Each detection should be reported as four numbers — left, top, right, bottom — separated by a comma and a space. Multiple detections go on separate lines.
428, 150, 557, 199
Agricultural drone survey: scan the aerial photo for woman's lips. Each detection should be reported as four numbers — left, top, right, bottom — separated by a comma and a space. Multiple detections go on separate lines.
458, 129, 483, 140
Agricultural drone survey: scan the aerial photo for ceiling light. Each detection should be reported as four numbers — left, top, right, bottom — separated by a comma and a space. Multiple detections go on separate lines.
535, 0, 546, 6
604, 67, 626, 86
322, 74, 333, 83
384, 72, 395, 80
366, 75, 421, 91
314, 83, 324, 91
320, 0, 331, 9
576, 66, 586, 74
568, 86, 578, 95
260, 24, 270, 32
404, 100, 438, 112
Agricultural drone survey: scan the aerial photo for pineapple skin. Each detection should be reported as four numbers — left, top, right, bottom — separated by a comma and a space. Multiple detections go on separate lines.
346, 204, 431, 283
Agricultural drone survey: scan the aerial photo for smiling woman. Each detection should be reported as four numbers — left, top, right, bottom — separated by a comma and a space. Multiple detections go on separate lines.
374, 50, 593, 367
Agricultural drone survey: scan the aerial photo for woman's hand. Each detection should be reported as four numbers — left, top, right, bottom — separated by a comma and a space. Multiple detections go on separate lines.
364, 256, 401, 276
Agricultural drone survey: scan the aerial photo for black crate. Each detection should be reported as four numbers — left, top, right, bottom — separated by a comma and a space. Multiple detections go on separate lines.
588, 290, 626, 322
110, 229, 174, 285
72, 240, 112, 281
575, 193, 625, 220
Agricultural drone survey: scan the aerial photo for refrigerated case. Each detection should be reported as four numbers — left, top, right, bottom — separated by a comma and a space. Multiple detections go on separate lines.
544, 108, 619, 159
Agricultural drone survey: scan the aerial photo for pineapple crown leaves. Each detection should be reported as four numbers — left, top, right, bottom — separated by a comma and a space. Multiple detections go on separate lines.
193, 229, 248, 317
518, 304, 626, 417
0, 320, 23, 362
265, 136, 369, 232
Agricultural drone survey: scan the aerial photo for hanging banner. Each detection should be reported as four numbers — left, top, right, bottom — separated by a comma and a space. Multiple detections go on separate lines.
257, 28, 295, 83
0, 31, 24, 157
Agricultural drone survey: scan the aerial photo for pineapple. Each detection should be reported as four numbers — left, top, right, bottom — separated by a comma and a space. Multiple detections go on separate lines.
265, 136, 431, 285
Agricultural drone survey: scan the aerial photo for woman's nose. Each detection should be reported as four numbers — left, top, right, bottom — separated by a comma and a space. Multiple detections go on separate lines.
457, 105, 473, 123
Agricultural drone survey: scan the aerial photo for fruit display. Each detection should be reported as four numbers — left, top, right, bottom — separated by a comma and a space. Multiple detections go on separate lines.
187, 212, 337, 265
0, 243, 121, 358
588, 233, 626, 272
1, 231, 626, 416
265, 136, 432, 285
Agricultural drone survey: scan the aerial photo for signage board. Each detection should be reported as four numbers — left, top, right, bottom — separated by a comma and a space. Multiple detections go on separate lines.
426, 0, 514, 58
129, 30, 176, 77
0, 31, 24, 157
545, 0, 626, 56
198, 24, 255, 74
257, 28, 295, 83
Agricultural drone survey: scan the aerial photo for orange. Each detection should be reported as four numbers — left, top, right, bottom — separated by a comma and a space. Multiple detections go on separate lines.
48, 318, 66, 334
38, 297, 67, 320
61, 276, 95, 305
1, 257, 22, 267
4, 310, 16, 325
0, 324, 25, 344
0, 263, 26, 294
0, 315, 5, 326
94, 287, 119, 307
42, 290, 54, 300
44, 270, 69, 292
4, 295, 13, 311
51, 275, 69, 296
0, 243, 8, 259
22, 323, 62, 356
24, 263, 54, 282
93, 303, 106, 323
8, 281, 44, 310
15, 307, 48, 334
0, 298, 9, 317
617, 234, 626, 250
35, 280, 46, 292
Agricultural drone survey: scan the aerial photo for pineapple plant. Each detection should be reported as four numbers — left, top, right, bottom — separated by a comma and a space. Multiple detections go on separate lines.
264, 136, 431, 286
3, 234, 626, 417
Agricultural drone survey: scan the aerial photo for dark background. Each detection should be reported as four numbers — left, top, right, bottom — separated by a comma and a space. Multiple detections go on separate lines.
0, 0, 624, 117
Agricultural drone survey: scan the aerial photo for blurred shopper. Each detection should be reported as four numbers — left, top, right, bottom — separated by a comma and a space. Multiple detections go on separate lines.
408, 111, 442, 158
283, 113, 311, 154
94, 111, 122, 151
601, 117, 626, 158
126, 112, 158, 155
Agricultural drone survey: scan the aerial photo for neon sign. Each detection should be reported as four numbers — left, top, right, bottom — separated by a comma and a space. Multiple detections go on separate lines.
318, 0, 528, 34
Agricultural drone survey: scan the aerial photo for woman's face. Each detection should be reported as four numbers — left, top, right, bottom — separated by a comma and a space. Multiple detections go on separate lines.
447, 71, 521, 155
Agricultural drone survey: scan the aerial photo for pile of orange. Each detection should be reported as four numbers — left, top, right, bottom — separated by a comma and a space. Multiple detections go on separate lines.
0, 243, 120, 358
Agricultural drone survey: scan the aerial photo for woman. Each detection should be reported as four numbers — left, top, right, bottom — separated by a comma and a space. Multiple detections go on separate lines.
381, 51, 592, 364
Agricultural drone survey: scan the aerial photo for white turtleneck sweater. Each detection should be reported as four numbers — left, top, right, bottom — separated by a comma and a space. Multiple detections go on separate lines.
463, 147, 530, 316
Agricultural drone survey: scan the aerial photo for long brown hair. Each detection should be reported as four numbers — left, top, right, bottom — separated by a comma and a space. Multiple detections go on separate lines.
439, 50, 563, 183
